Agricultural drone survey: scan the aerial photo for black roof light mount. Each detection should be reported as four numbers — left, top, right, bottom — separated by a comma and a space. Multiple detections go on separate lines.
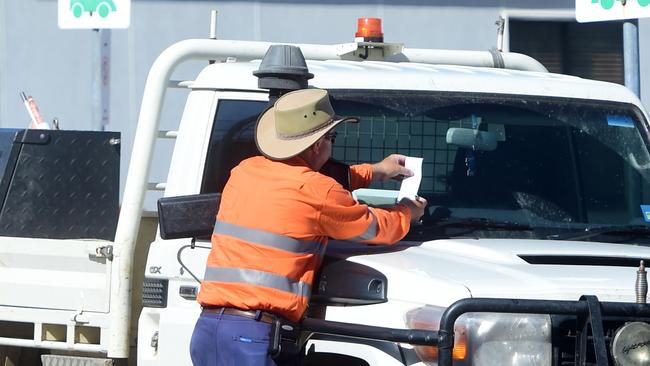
253, 45, 314, 103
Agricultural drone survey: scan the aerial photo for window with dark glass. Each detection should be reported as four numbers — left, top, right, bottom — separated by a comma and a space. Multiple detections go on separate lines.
201, 99, 267, 194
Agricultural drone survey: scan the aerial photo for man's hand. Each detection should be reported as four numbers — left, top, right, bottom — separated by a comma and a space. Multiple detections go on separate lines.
371, 154, 414, 182
398, 196, 427, 223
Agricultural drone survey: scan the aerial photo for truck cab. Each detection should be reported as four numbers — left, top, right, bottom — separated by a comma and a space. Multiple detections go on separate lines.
140, 43, 650, 366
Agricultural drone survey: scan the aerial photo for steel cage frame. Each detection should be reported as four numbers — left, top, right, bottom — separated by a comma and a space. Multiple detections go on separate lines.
300, 296, 650, 366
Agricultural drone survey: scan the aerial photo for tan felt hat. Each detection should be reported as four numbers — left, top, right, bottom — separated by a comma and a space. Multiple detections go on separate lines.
255, 89, 359, 160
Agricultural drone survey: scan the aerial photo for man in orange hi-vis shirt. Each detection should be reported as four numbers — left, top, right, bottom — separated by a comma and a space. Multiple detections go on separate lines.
190, 88, 427, 366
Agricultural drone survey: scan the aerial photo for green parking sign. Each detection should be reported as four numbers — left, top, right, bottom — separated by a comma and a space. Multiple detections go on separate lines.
577, 0, 650, 22
58, 0, 130, 28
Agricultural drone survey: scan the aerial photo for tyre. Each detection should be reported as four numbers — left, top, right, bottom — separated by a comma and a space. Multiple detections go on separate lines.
97, 2, 111, 18
71, 3, 83, 18
600, 0, 616, 9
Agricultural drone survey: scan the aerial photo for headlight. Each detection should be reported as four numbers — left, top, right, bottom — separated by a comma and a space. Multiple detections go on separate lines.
405, 305, 551, 366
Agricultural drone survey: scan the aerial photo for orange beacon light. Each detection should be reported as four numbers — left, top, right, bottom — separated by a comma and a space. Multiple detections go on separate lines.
355, 17, 383, 42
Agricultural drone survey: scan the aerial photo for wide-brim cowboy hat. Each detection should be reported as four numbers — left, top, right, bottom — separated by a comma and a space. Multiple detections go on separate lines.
255, 89, 359, 160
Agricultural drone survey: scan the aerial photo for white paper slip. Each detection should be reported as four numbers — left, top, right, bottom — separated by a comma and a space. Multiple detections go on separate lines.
397, 157, 423, 201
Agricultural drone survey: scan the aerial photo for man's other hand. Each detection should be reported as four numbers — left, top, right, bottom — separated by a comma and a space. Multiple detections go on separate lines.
372, 154, 414, 182
398, 196, 427, 223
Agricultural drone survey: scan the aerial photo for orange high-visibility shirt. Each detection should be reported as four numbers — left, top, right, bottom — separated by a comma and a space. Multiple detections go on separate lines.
197, 156, 411, 321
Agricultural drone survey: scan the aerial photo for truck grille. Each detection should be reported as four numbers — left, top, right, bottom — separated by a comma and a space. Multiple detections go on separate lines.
142, 278, 168, 308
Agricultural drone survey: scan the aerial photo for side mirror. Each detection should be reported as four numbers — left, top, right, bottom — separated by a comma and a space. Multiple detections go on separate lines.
157, 193, 221, 240
446, 127, 498, 151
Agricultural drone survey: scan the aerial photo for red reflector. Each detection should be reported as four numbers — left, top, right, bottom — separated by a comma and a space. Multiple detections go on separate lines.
355, 17, 383, 42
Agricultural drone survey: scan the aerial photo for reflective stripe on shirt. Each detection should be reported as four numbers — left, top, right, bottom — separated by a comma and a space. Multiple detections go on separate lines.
214, 220, 325, 255
204, 266, 312, 298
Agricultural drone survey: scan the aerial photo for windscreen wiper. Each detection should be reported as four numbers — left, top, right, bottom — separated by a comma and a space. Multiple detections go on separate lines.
547, 225, 650, 241
408, 217, 533, 240
435, 217, 533, 231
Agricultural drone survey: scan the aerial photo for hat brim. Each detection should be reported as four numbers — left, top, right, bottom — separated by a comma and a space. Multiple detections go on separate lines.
255, 106, 359, 160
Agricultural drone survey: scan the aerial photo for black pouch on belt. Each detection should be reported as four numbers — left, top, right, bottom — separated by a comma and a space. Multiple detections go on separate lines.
268, 318, 302, 364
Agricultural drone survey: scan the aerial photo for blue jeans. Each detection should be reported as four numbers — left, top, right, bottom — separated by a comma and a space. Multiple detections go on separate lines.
190, 311, 277, 366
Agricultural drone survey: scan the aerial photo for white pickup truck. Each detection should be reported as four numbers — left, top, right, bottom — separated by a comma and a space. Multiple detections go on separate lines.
2, 19, 650, 366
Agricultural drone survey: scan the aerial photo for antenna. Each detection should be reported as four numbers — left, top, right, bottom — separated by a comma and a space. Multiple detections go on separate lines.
636, 260, 647, 304
208, 10, 218, 65
209, 10, 218, 40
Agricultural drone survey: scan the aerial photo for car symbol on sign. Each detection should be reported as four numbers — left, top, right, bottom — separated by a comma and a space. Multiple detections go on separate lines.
70, 0, 117, 18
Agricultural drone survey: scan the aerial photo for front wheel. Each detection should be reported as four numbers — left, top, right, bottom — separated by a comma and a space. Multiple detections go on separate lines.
97, 2, 110, 17
600, 0, 616, 9
71, 3, 83, 18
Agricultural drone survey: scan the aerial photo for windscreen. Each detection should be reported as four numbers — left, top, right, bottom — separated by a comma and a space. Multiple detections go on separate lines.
328, 90, 650, 241
203, 91, 650, 243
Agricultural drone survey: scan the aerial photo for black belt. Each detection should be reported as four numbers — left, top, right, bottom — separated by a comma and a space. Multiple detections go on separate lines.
201, 307, 277, 324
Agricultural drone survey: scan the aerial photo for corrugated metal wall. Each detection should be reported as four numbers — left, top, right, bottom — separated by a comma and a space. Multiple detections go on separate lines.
0, 0, 648, 211
509, 20, 625, 84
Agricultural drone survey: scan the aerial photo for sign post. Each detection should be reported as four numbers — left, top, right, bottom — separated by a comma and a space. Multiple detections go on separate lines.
623, 20, 641, 97
576, 0, 649, 98
91, 29, 111, 131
